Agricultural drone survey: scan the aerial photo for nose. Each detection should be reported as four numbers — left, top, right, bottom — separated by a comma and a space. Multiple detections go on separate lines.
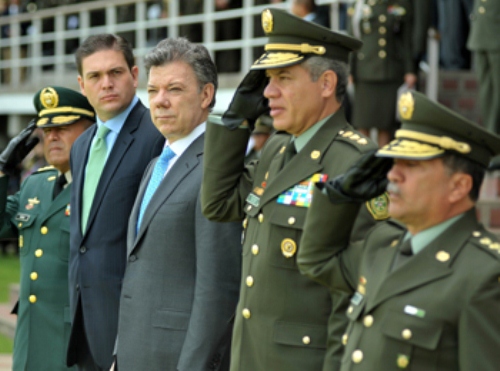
263, 78, 277, 99
386, 162, 400, 184
102, 73, 113, 89
151, 90, 170, 108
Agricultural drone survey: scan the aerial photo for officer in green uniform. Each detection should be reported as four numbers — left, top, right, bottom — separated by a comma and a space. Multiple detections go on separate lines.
0, 86, 95, 371
348, 0, 416, 147
467, 0, 500, 136
202, 8, 388, 371
299, 90, 500, 371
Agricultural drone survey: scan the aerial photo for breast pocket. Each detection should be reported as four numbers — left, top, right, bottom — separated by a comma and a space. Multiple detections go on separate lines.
15, 212, 37, 256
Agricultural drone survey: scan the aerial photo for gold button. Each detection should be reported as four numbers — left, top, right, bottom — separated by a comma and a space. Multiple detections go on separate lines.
288, 217, 296, 225
436, 251, 450, 262
363, 315, 374, 327
19, 236, 23, 248
342, 333, 348, 345
40, 226, 48, 235
265, 172, 269, 180
246, 205, 252, 212
18, 222, 22, 228
246, 276, 254, 287
242, 308, 251, 319
30, 272, 38, 281
352, 350, 363, 363
29, 295, 37, 303
379, 26, 387, 34
251, 244, 259, 255
479, 6, 485, 13
397, 354, 409, 368
378, 38, 386, 47
472, 231, 481, 237
310, 150, 321, 160
242, 218, 248, 229
35, 249, 43, 258
258, 213, 264, 223
302, 336, 311, 345
279, 146, 286, 154
379, 14, 386, 22
347, 305, 354, 314
402, 329, 412, 340
379, 50, 387, 59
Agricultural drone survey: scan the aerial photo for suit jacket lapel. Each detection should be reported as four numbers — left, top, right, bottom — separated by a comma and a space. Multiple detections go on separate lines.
366, 209, 478, 312
258, 111, 348, 208
132, 134, 204, 250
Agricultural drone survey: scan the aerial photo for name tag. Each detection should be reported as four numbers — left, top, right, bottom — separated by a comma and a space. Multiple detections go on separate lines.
15, 213, 30, 222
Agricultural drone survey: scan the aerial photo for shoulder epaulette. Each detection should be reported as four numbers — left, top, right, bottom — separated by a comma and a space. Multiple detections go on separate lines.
337, 129, 374, 151
469, 229, 500, 259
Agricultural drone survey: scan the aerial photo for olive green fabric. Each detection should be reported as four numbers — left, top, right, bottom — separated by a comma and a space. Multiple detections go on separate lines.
299, 193, 500, 370
251, 8, 362, 70
0, 168, 75, 371
377, 90, 500, 167
202, 109, 380, 371
33, 86, 95, 128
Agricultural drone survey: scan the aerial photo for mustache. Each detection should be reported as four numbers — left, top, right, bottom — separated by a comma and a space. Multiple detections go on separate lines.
386, 182, 401, 196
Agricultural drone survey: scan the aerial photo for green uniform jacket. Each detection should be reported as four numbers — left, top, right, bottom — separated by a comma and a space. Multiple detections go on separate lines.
299, 188, 500, 371
467, 0, 500, 51
349, 0, 415, 82
202, 110, 379, 371
0, 168, 75, 371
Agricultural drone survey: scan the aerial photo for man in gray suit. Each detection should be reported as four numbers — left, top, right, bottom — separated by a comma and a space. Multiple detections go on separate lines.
114, 37, 242, 371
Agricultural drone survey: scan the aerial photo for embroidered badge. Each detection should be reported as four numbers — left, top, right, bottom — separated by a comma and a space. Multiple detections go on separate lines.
65, 204, 71, 216
277, 173, 328, 207
25, 197, 40, 210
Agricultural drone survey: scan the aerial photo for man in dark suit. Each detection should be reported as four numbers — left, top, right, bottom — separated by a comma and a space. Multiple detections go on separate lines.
0, 86, 94, 371
115, 37, 241, 371
67, 34, 163, 371
202, 8, 386, 371
299, 90, 500, 370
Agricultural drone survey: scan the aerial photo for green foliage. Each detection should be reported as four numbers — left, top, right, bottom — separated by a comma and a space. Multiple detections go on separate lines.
0, 332, 13, 353
0, 251, 20, 304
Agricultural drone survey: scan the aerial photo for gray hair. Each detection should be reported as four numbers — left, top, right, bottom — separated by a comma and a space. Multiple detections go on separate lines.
302, 56, 349, 103
144, 37, 218, 108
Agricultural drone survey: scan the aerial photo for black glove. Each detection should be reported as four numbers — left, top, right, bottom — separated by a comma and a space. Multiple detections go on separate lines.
0, 119, 39, 176
222, 69, 269, 131
323, 150, 393, 203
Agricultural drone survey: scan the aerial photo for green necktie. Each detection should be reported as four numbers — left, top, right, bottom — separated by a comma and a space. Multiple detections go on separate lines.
81, 125, 110, 232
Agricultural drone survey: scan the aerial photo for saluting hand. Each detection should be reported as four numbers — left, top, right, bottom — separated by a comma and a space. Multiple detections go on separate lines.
0, 119, 40, 176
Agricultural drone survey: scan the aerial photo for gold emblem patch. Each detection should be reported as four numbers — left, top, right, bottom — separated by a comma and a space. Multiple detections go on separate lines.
281, 238, 297, 258
262, 9, 273, 33
40, 87, 59, 109
398, 92, 415, 120
365, 193, 390, 220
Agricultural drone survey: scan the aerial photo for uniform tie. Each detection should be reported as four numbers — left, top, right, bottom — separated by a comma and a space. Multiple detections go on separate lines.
81, 125, 110, 232
136, 146, 176, 233
391, 238, 413, 271
52, 173, 67, 199
282, 140, 297, 168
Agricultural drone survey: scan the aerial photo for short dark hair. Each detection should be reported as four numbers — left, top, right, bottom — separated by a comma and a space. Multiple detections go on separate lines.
441, 152, 485, 202
75, 34, 135, 76
144, 37, 218, 109
302, 56, 349, 103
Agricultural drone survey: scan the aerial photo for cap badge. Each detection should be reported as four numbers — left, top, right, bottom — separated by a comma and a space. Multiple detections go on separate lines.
398, 92, 415, 120
40, 87, 59, 109
262, 9, 273, 33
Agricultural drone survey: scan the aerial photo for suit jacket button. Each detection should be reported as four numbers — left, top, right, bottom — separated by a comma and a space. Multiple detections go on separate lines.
129, 255, 137, 262
79, 246, 87, 254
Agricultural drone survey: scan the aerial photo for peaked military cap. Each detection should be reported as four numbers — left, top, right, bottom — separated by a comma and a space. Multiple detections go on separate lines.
33, 86, 95, 128
251, 8, 362, 70
377, 90, 500, 167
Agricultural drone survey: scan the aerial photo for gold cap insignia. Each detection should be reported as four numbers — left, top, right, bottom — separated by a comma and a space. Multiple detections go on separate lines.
262, 9, 273, 34
398, 92, 414, 120
40, 87, 59, 109
281, 238, 297, 258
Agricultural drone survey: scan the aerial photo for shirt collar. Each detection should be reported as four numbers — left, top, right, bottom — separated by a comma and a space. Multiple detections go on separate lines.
166, 122, 206, 157
293, 113, 333, 153
96, 95, 139, 133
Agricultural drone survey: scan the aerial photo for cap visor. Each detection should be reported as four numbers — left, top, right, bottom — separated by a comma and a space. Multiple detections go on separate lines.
251, 51, 305, 70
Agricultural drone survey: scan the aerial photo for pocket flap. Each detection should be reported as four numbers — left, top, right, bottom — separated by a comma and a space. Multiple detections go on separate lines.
152, 309, 190, 330
273, 321, 326, 349
14, 212, 36, 229
268, 205, 307, 230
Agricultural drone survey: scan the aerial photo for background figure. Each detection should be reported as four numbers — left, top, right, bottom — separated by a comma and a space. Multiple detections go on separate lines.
467, 0, 500, 135
0, 86, 95, 371
437, 0, 473, 70
245, 115, 273, 164
215, 0, 242, 72
67, 34, 163, 371
411, 0, 432, 73
348, 0, 416, 147
202, 9, 384, 371
179, 0, 203, 43
299, 90, 500, 370
116, 37, 241, 371
291, 0, 331, 28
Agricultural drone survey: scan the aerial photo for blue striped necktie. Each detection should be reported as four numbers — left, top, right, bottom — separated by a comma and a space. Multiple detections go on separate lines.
136, 146, 176, 232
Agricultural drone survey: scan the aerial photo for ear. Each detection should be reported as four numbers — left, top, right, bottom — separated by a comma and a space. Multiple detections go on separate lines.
448, 172, 473, 204
77, 75, 86, 97
200, 83, 215, 110
320, 70, 337, 99
131, 65, 139, 89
